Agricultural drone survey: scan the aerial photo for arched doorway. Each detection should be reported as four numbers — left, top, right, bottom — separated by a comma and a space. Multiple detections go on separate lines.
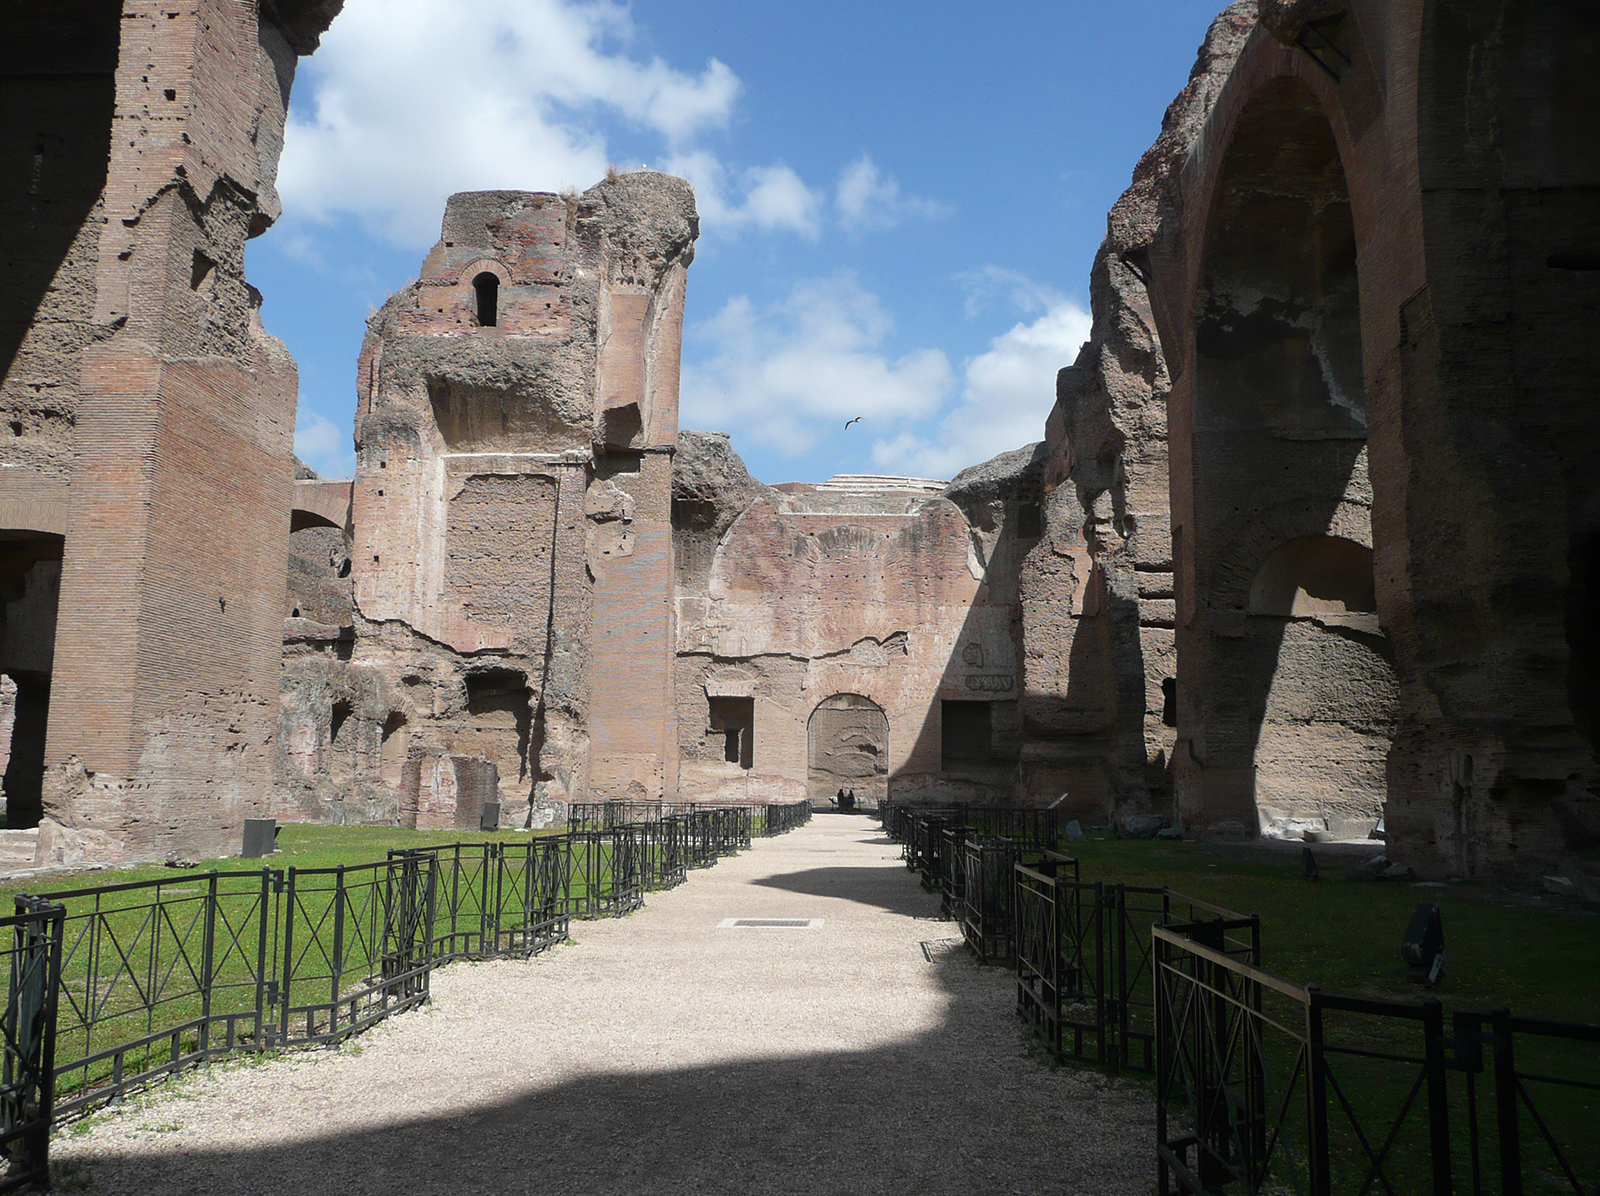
807, 694, 888, 807
1184, 77, 1397, 838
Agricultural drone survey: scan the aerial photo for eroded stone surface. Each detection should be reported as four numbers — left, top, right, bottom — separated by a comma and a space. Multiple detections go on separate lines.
672, 445, 1042, 806
0, 0, 340, 866
278, 176, 697, 827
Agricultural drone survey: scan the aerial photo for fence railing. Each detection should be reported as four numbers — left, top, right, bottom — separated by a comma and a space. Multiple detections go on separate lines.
569, 800, 809, 840
1153, 922, 1600, 1195
876, 800, 1598, 1192
958, 837, 1032, 965
0, 900, 63, 1193
8, 804, 810, 1163
1015, 864, 1258, 1075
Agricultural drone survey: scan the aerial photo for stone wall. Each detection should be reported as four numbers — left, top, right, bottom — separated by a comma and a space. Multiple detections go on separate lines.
671, 438, 1041, 807
1018, 6, 1254, 832
0, 0, 342, 866
277, 176, 697, 828
1134, 0, 1599, 877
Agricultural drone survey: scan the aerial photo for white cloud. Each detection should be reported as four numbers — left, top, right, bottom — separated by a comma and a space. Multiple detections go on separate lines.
682, 275, 953, 454
870, 295, 1091, 478
279, 0, 742, 246
295, 410, 356, 478
834, 154, 951, 231
957, 264, 1062, 317
663, 151, 821, 237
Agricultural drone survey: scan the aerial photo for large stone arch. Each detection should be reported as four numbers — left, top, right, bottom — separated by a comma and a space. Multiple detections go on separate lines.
1172, 69, 1397, 839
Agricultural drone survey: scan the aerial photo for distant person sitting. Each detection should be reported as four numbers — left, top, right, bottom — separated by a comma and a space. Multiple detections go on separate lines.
840, 788, 856, 812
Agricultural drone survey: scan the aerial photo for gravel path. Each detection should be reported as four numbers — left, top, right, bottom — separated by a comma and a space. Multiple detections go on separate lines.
55, 819, 1153, 1195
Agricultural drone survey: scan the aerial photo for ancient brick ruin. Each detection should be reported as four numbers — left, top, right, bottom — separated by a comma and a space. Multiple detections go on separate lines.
2, 1, 1594, 884
1, 0, 341, 866
281, 179, 696, 827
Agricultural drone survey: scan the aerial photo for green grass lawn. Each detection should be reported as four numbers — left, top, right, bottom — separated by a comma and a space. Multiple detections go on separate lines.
1059, 837, 1596, 1022
4, 822, 546, 911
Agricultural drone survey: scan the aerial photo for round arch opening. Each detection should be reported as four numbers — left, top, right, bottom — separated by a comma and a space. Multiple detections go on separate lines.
806, 693, 888, 807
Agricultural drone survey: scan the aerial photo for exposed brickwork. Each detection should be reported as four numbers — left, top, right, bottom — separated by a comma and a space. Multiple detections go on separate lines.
278, 178, 698, 828
0, 0, 338, 865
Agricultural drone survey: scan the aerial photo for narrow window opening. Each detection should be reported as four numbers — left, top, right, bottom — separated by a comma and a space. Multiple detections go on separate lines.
190, 249, 215, 293
329, 699, 352, 743
473, 272, 499, 327
708, 696, 754, 770
380, 712, 408, 788
1161, 677, 1178, 727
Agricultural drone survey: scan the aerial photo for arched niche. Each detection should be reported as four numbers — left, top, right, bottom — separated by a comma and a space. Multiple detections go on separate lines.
1185, 75, 1396, 841
1196, 76, 1364, 437
806, 693, 888, 806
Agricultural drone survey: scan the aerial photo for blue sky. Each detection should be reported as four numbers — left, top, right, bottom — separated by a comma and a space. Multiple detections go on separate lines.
252, 0, 1225, 484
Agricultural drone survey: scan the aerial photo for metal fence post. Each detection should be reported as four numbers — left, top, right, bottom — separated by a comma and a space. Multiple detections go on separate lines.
1154, 929, 1171, 1196
1094, 881, 1108, 1067
199, 872, 217, 1056
279, 869, 298, 1047
1422, 996, 1454, 1196
255, 870, 274, 1050
1306, 983, 1331, 1196
1490, 1005, 1521, 1196
6, 900, 64, 1188
330, 866, 347, 1023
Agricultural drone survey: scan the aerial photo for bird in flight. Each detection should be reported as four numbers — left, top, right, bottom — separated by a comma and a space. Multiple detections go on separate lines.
844, 416, 862, 429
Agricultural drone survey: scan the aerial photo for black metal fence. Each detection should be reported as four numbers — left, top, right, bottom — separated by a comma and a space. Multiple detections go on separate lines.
892, 804, 1059, 882
0, 900, 63, 1193
1014, 862, 1258, 1075
1154, 921, 1600, 1195
1, 802, 812, 1180
878, 801, 1598, 1193
957, 837, 1033, 965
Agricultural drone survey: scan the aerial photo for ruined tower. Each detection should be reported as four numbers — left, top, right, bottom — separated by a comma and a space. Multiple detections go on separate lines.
278, 176, 697, 825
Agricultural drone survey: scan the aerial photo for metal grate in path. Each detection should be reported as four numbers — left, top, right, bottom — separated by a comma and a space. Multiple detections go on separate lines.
717, 918, 825, 929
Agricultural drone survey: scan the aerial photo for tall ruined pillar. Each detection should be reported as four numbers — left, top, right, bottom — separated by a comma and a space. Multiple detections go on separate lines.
587, 190, 690, 803
9, 1, 341, 865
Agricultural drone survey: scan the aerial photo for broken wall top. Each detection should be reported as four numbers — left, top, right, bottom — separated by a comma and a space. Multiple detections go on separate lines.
359, 174, 697, 458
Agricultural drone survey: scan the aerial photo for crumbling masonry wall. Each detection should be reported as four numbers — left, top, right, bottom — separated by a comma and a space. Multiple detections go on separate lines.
277, 177, 697, 827
672, 434, 1040, 807
0, 0, 341, 866
1132, 0, 1599, 877
1019, 7, 1255, 832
